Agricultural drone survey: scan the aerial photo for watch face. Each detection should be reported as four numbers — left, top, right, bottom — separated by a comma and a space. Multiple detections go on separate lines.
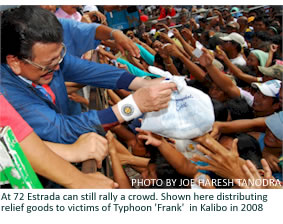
122, 104, 134, 116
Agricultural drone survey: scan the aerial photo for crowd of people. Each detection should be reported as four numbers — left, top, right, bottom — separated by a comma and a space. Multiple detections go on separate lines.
0, 5, 282, 189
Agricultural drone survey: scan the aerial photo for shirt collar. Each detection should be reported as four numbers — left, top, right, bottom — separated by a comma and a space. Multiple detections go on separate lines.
18, 75, 33, 85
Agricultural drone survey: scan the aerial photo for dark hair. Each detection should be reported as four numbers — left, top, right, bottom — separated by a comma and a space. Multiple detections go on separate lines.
254, 16, 270, 27
185, 79, 209, 94
212, 99, 229, 121
154, 53, 165, 70
148, 150, 188, 188
1, 6, 63, 63
271, 35, 282, 47
171, 56, 184, 74
208, 35, 223, 51
234, 65, 256, 88
226, 98, 254, 120
234, 133, 262, 169
253, 31, 271, 42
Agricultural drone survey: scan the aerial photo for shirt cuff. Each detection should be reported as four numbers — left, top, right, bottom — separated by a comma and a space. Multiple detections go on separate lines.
116, 71, 136, 91
97, 107, 119, 131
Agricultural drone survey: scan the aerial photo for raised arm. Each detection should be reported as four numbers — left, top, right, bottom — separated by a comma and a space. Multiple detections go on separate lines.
164, 44, 207, 81
210, 117, 266, 139
172, 28, 195, 58
215, 47, 258, 84
136, 128, 197, 177
199, 48, 241, 98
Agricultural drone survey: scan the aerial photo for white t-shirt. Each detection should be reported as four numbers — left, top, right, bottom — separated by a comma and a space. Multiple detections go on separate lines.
230, 54, 246, 66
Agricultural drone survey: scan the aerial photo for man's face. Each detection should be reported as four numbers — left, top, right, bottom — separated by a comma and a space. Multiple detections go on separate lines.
253, 21, 266, 32
19, 42, 63, 85
252, 90, 277, 116
251, 37, 261, 49
222, 41, 233, 55
247, 53, 259, 69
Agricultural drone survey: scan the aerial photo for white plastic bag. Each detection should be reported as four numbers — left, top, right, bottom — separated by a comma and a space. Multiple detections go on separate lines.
140, 76, 214, 139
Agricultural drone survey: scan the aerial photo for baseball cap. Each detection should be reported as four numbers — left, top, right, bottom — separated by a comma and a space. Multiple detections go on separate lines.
258, 64, 283, 81
251, 79, 282, 97
83, 5, 98, 13
248, 16, 255, 23
230, 7, 239, 13
265, 112, 283, 141
227, 21, 240, 30
220, 32, 246, 47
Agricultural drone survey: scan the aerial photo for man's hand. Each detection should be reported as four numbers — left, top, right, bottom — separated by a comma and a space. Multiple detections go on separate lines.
209, 122, 223, 140
215, 46, 228, 62
136, 128, 163, 147
234, 159, 281, 189
159, 32, 174, 44
172, 28, 182, 39
192, 134, 246, 180
70, 132, 108, 168
133, 82, 176, 113
112, 31, 140, 58
181, 28, 193, 41
198, 48, 214, 67
269, 44, 278, 53
163, 44, 182, 58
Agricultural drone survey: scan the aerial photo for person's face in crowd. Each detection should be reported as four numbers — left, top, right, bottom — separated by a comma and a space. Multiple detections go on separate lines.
152, 40, 163, 52
222, 41, 233, 55
253, 21, 266, 32
209, 83, 228, 102
252, 90, 279, 116
264, 128, 282, 148
13, 42, 64, 85
141, 163, 157, 187
247, 53, 259, 71
222, 10, 230, 20
61, 5, 80, 15
237, 18, 247, 30
251, 36, 262, 49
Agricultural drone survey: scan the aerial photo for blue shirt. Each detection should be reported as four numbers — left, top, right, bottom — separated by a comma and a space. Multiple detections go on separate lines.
59, 19, 102, 115
0, 54, 135, 144
59, 18, 101, 57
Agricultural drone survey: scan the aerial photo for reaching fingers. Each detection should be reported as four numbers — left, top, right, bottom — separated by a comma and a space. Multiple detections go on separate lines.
261, 159, 272, 178
196, 144, 215, 159
245, 160, 261, 180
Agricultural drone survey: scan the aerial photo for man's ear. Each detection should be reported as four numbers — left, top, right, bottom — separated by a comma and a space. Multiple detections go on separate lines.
6, 55, 22, 75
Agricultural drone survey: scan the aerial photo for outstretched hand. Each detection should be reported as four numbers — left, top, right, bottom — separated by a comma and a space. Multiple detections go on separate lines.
192, 134, 246, 180
135, 128, 163, 147
133, 82, 176, 113
113, 31, 140, 58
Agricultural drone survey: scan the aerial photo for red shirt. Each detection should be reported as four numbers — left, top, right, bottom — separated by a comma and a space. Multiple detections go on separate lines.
0, 95, 33, 142
158, 7, 176, 19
